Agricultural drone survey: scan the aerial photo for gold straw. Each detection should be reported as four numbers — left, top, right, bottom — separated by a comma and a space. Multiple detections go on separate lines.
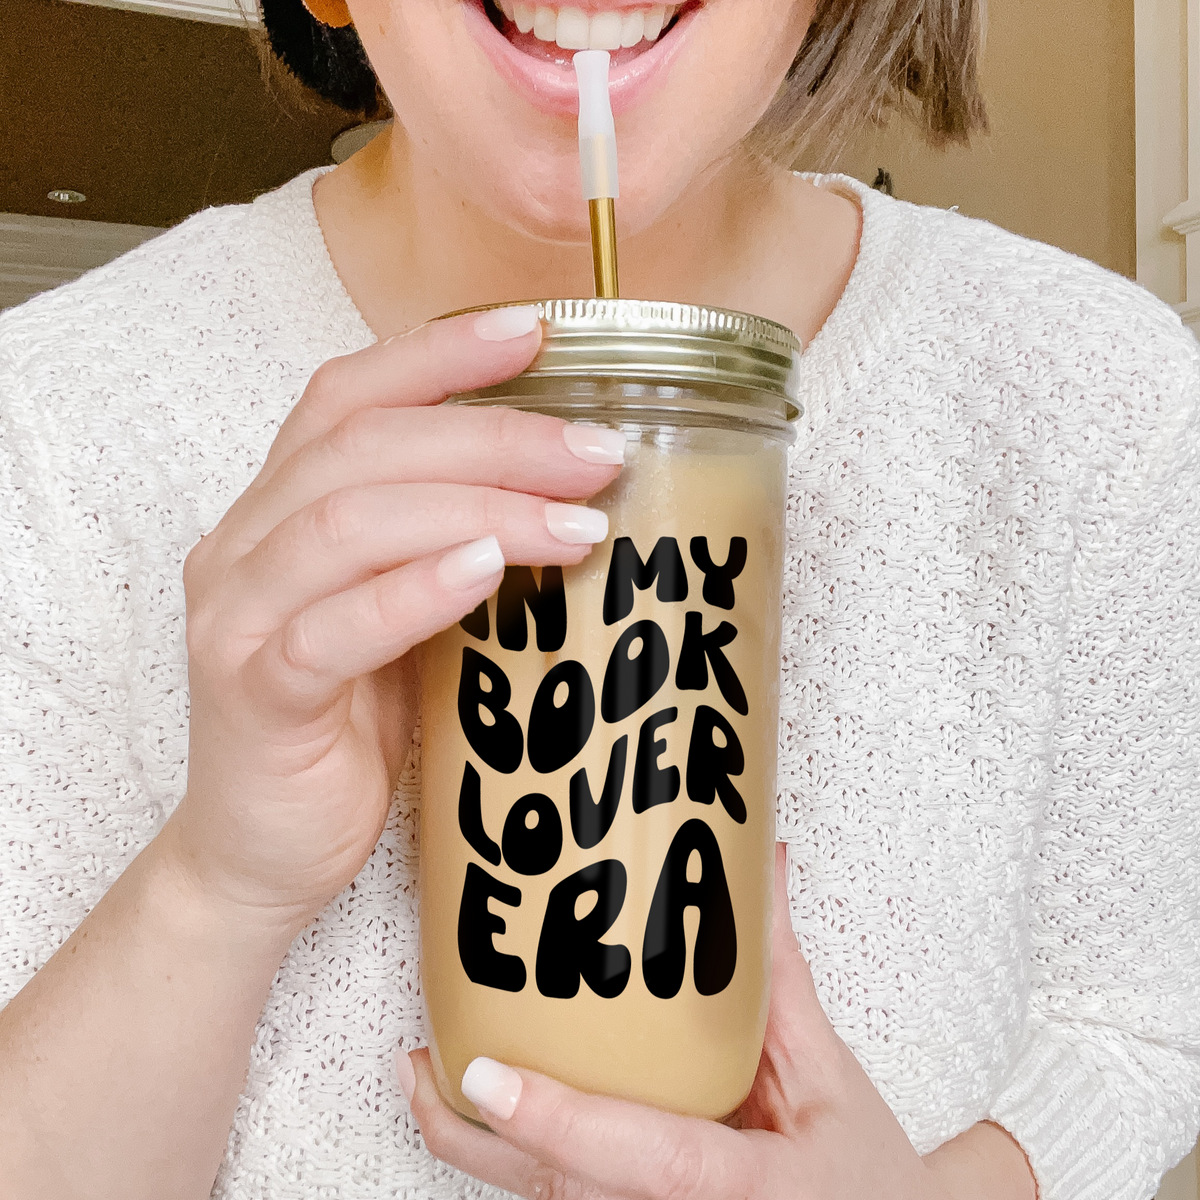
588, 197, 620, 299
575, 52, 621, 301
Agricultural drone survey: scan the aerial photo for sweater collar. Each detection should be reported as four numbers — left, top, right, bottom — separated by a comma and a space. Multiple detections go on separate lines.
257, 165, 917, 438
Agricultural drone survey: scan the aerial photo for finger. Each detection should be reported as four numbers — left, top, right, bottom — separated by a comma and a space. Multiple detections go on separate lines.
405, 1049, 592, 1200
243, 536, 509, 721
457, 1057, 756, 1200
734, 844, 843, 1136
768, 842, 828, 1024
259, 306, 546, 481
224, 483, 607, 634
223, 406, 625, 556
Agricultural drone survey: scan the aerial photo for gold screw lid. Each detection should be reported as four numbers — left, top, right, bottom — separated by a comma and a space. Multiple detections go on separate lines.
448, 299, 804, 421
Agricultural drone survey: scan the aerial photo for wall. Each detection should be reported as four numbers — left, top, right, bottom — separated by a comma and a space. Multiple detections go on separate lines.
835, 0, 1138, 278
1159, 1151, 1200, 1200
0, 0, 349, 227
0, 210, 160, 309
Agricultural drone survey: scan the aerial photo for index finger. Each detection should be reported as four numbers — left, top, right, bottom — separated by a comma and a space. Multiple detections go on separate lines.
459, 1057, 759, 1200
260, 305, 544, 480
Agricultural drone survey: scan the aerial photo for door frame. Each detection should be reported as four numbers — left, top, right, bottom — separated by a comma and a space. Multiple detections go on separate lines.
1136, 0, 1197, 332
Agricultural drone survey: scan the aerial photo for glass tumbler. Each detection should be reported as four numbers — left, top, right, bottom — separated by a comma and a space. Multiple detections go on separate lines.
419, 299, 801, 1122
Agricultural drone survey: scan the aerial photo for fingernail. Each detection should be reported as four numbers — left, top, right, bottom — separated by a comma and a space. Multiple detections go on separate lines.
437, 536, 505, 589
461, 1057, 522, 1121
474, 305, 541, 342
545, 503, 608, 545
395, 1046, 416, 1103
562, 423, 627, 465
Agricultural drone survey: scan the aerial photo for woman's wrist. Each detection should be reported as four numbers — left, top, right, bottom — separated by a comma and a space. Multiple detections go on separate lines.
922, 1122, 1037, 1200
0, 803, 312, 1200
145, 811, 313, 962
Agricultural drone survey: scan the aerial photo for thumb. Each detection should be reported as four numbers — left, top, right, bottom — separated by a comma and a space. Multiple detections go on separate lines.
770, 842, 823, 1012
732, 844, 844, 1134
460, 1057, 755, 1200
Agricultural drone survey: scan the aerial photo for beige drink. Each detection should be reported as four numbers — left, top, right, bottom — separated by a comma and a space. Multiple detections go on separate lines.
420, 427, 787, 1122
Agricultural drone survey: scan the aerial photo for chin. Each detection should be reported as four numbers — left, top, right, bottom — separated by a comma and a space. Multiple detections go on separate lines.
482, 169, 677, 246
354, 0, 787, 239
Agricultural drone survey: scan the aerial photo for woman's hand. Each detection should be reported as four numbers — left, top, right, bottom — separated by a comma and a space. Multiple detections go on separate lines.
401, 845, 1037, 1200
166, 306, 625, 932
0, 306, 631, 1200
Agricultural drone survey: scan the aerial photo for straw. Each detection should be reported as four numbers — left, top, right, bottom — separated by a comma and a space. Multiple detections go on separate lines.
574, 50, 620, 299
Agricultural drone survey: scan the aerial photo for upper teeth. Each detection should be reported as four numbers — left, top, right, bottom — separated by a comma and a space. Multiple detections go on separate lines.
496, 2, 680, 51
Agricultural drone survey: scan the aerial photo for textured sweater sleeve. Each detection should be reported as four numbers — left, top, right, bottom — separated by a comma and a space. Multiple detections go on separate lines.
0, 292, 172, 1003
987, 316, 1200, 1199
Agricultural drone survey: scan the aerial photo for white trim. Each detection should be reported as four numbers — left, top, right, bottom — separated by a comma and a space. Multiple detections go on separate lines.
1136, 0, 1193, 333
58, 0, 260, 27
1164, 197, 1200, 237
0, 212, 163, 311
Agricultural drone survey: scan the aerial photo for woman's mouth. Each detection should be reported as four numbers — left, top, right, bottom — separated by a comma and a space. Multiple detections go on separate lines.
487, 0, 683, 60
465, 0, 700, 116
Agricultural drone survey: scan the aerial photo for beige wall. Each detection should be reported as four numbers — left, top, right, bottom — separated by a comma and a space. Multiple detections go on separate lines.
1158, 1151, 1200, 1200
834, 0, 1137, 278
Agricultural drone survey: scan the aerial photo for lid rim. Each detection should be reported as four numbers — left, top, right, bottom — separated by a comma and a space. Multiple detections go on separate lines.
437, 298, 803, 416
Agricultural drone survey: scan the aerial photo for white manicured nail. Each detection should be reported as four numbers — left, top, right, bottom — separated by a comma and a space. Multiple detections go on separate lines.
546, 503, 608, 544
461, 1057, 522, 1120
474, 305, 541, 342
562, 423, 627, 464
438, 536, 505, 589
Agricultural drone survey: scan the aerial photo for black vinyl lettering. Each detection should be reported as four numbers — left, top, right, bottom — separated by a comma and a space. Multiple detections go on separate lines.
632, 707, 680, 813
458, 862, 526, 992
642, 820, 737, 999
457, 647, 524, 774
459, 599, 490, 640
569, 734, 628, 850
686, 705, 746, 824
674, 612, 749, 716
501, 793, 563, 876
527, 660, 596, 774
688, 537, 747, 610
457, 762, 501, 866
536, 860, 631, 999
602, 537, 688, 625
496, 565, 567, 652
601, 619, 670, 724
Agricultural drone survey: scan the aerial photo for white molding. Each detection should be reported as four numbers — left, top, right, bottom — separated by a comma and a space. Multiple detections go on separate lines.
1164, 196, 1200, 236
0, 212, 163, 311
58, 0, 260, 27
1136, 0, 1194, 334
1175, 297, 1200, 323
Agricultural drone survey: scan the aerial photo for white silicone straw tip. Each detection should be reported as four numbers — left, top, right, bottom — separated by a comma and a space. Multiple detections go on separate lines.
573, 50, 619, 200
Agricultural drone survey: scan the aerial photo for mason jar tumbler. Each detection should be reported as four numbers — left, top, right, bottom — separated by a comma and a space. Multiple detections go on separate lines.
419, 298, 801, 1122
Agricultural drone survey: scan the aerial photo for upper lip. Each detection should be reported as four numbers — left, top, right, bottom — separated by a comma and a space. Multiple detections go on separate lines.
500, 1, 681, 9
467, 0, 699, 116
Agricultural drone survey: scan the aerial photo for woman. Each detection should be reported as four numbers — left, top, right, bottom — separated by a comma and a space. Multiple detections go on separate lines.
0, 0, 1197, 1196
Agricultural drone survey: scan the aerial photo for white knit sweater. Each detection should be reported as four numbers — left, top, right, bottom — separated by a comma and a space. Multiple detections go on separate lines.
2, 169, 1199, 1200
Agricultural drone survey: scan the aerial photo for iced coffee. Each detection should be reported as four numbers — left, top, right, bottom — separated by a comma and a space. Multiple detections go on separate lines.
419, 299, 800, 1122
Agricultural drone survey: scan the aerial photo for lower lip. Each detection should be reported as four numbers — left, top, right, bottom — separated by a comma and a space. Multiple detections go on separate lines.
463, 1, 697, 118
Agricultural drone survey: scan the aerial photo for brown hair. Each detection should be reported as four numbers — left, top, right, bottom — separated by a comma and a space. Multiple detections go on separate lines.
256, 0, 988, 161
755, 0, 988, 164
